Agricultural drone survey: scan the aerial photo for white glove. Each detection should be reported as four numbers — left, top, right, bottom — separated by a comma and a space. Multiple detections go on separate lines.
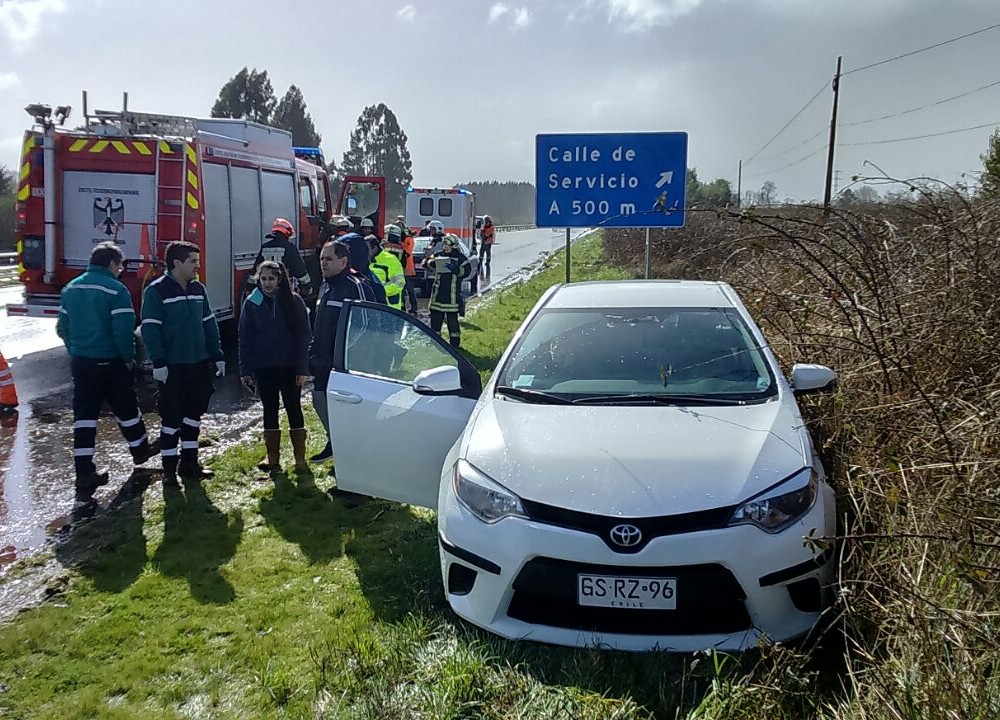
215, 360, 226, 377
152, 366, 169, 383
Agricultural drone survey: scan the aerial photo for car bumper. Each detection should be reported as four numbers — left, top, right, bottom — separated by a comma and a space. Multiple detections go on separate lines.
437, 481, 836, 652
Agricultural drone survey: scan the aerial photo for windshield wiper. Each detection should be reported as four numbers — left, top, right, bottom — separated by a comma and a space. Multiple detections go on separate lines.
494, 386, 575, 405
572, 393, 750, 406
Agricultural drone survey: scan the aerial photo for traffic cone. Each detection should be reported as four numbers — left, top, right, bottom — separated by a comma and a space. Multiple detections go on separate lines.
0, 350, 19, 415
139, 224, 152, 260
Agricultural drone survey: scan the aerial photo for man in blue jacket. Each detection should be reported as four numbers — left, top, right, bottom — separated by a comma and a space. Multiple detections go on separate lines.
141, 241, 224, 484
307, 240, 370, 462
57, 241, 158, 501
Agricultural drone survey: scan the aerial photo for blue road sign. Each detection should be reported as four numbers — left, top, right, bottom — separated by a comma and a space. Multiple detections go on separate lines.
535, 132, 688, 228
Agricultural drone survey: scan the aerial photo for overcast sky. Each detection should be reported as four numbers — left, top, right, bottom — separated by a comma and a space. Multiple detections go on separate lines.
1, 0, 998, 201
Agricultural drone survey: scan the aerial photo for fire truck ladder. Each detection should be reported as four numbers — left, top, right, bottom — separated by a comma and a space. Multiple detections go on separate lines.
154, 140, 188, 250
121, 111, 199, 139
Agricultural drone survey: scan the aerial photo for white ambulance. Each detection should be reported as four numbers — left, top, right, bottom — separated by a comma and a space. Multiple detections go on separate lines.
405, 186, 477, 247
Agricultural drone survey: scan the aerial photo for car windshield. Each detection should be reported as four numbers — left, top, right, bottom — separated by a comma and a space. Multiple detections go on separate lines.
494, 307, 778, 404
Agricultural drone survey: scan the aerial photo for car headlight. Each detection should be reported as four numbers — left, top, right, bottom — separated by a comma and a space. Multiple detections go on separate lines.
729, 468, 818, 533
452, 459, 526, 524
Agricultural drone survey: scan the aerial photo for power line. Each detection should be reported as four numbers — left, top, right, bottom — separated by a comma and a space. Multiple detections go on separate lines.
744, 80, 828, 165
755, 126, 829, 164
843, 20, 1000, 76
841, 78, 1000, 127
838, 120, 999, 146
745, 144, 828, 179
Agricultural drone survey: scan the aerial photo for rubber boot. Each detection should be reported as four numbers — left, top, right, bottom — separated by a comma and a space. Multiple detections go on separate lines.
162, 456, 179, 487
179, 449, 215, 481
289, 428, 308, 470
258, 429, 282, 473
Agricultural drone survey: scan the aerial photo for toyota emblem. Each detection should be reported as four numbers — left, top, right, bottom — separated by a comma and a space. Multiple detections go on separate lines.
609, 523, 642, 548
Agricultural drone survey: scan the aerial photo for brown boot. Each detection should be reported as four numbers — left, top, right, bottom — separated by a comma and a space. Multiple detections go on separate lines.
289, 427, 308, 470
257, 429, 282, 473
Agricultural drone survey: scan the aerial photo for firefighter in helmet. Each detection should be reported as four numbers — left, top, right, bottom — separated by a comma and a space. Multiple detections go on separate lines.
424, 234, 471, 348
254, 218, 313, 300
383, 224, 418, 313
367, 234, 406, 310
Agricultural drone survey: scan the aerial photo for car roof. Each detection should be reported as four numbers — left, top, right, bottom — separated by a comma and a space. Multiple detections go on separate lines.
543, 280, 738, 310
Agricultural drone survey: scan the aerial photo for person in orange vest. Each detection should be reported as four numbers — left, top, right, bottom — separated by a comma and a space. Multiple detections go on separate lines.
478, 215, 495, 274
0, 349, 18, 415
394, 215, 419, 313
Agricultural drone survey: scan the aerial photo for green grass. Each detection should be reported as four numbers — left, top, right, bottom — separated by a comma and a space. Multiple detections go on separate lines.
0, 235, 805, 720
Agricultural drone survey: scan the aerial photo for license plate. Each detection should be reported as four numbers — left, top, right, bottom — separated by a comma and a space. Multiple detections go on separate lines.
578, 575, 677, 610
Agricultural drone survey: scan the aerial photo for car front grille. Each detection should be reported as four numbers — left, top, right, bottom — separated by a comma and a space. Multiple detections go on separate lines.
507, 557, 752, 636
520, 499, 736, 554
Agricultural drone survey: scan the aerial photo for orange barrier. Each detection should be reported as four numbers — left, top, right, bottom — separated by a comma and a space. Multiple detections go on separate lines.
0, 350, 18, 412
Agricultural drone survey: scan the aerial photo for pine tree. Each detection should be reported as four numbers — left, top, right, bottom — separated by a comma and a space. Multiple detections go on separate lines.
272, 85, 321, 147
210, 67, 277, 124
341, 104, 413, 216
981, 129, 1000, 197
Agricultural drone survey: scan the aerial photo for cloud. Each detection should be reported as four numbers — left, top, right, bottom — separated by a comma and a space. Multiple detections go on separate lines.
574, 0, 706, 31
0, 0, 68, 51
489, 3, 530, 29
0, 72, 20, 92
396, 4, 417, 22
488, 3, 510, 23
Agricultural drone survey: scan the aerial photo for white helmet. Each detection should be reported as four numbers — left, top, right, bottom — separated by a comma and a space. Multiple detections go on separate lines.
429, 220, 444, 234
360, 218, 374, 230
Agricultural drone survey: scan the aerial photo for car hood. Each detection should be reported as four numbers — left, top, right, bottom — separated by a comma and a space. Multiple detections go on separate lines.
463, 397, 809, 517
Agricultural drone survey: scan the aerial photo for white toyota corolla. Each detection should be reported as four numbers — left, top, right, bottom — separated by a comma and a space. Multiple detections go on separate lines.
326, 280, 838, 652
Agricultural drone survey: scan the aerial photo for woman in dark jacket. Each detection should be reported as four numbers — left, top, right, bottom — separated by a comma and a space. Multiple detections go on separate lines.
238, 261, 311, 474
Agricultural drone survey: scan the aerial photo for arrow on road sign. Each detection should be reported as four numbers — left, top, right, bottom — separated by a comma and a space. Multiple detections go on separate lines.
656, 171, 674, 189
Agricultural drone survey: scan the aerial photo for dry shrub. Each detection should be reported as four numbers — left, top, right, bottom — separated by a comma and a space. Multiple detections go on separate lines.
605, 188, 1000, 718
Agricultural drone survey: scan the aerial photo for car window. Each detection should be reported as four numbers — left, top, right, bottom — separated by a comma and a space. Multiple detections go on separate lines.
344, 305, 458, 383
496, 307, 776, 401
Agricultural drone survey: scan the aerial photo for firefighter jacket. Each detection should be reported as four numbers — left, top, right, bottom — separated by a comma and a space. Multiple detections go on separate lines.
254, 236, 312, 294
238, 288, 311, 378
57, 265, 136, 362
308, 267, 371, 390
370, 249, 406, 310
427, 250, 472, 313
384, 238, 410, 276
140, 273, 223, 369
402, 235, 416, 276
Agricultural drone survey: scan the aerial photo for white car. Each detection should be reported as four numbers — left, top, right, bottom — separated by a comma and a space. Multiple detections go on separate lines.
326, 280, 838, 652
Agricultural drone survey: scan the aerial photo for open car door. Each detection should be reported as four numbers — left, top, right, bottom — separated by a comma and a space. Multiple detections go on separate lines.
325, 301, 482, 508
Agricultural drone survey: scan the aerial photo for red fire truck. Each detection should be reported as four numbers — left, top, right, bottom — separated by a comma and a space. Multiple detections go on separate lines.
8, 93, 385, 322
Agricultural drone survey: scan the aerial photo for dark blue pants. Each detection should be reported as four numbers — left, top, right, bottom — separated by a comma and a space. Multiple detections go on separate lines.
71, 356, 151, 486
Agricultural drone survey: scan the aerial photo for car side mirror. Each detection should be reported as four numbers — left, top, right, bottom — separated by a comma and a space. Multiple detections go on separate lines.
790, 364, 837, 395
413, 365, 463, 395
346, 197, 358, 213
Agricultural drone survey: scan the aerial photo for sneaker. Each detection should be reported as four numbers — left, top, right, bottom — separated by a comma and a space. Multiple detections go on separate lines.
309, 442, 333, 462
328, 487, 368, 508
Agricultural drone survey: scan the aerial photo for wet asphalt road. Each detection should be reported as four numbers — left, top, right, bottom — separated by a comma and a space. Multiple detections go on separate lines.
0, 228, 568, 569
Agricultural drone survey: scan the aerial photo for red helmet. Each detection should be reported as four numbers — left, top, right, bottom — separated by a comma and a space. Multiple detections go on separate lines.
271, 217, 295, 238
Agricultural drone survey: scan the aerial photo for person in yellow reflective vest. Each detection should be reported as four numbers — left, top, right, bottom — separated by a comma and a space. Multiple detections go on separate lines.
425, 234, 472, 348
366, 234, 406, 310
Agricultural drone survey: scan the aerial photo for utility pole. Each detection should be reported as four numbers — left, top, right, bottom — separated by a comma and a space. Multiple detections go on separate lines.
736, 160, 742, 208
823, 55, 843, 212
